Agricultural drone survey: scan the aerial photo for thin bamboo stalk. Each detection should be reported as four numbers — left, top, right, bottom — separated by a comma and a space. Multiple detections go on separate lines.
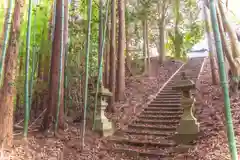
209, 0, 238, 159
29, 8, 38, 113
24, 0, 33, 137
82, 0, 93, 147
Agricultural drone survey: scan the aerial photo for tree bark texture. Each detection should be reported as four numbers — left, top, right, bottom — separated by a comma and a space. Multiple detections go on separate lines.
0, 0, 21, 147
116, 0, 125, 101
203, 3, 218, 85
108, 0, 116, 112
43, 0, 68, 131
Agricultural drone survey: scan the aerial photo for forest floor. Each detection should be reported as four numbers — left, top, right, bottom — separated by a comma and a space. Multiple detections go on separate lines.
173, 58, 240, 160
8, 58, 240, 160
7, 58, 183, 160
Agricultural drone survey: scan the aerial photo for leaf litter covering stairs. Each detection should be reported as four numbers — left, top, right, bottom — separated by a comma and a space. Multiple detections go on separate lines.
102, 57, 205, 159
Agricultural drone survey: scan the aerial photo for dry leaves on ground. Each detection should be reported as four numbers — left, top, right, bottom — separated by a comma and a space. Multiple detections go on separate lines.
9, 58, 183, 160
174, 58, 240, 160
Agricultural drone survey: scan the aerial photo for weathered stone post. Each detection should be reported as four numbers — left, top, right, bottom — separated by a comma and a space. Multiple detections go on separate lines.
172, 72, 200, 145
93, 83, 114, 137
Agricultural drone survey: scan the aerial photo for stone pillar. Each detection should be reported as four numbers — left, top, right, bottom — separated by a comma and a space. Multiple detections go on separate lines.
93, 84, 114, 137
172, 72, 200, 145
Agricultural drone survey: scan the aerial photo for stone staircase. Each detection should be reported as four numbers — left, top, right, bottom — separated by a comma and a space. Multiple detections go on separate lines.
102, 57, 205, 159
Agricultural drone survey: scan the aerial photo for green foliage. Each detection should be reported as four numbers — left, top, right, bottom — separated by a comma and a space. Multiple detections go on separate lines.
0, 0, 205, 113
184, 22, 204, 50
0, 3, 4, 34
16, 0, 53, 107
68, 0, 100, 78
166, 0, 204, 59
66, 0, 102, 110
0, 0, 102, 111
167, 21, 204, 59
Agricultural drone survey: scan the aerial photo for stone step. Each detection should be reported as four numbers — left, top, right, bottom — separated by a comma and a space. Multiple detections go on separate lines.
156, 94, 181, 98
148, 103, 181, 107
102, 145, 172, 158
158, 92, 181, 96
160, 89, 175, 92
135, 119, 179, 125
151, 100, 180, 104
159, 91, 181, 94
154, 97, 181, 100
144, 107, 182, 112
108, 135, 176, 147
161, 87, 174, 91
128, 124, 177, 131
122, 129, 173, 137
153, 99, 181, 102
138, 115, 181, 120
164, 84, 176, 86
164, 84, 177, 87
142, 110, 183, 116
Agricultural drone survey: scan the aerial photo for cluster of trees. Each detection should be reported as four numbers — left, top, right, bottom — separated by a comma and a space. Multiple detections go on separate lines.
0, 0, 204, 148
203, 0, 240, 91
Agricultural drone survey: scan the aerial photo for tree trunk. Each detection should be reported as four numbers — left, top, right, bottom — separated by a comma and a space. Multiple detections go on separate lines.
62, 0, 68, 115
157, 1, 167, 64
98, 0, 103, 67
216, 6, 238, 93
142, 20, 148, 74
217, 1, 240, 93
146, 20, 150, 73
0, 0, 21, 147
216, 9, 235, 70
116, 0, 125, 101
203, 3, 218, 85
108, 0, 116, 112
104, 41, 109, 87
104, 23, 110, 88
218, 1, 240, 59
125, 12, 133, 76
158, 19, 165, 64
43, 0, 67, 131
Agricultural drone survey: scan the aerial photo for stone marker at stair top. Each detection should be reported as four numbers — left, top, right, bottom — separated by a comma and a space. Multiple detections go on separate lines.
172, 71, 200, 145
94, 84, 114, 137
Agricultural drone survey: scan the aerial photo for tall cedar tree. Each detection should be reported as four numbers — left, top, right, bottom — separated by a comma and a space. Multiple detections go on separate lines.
108, 0, 116, 112
0, 0, 22, 147
43, 0, 68, 131
116, 0, 125, 101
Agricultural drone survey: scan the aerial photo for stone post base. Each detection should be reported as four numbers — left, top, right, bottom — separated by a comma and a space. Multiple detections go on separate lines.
174, 119, 200, 144
95, 118, 114, 137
